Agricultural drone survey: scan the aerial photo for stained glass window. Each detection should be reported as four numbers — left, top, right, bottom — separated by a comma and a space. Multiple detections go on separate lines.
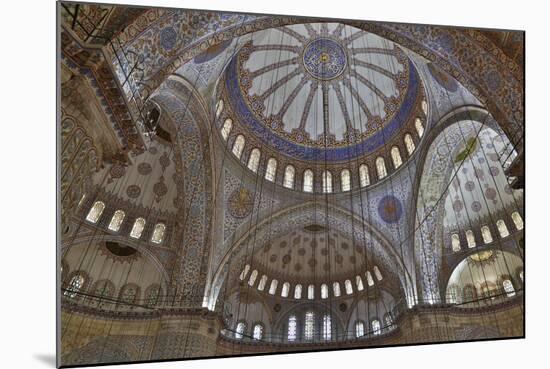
415, 118, 424, 138
308, 284, 315, 300
466, 230, 476, 248
341, 169, 351, 191
294, 284, 302, 299
511, 212, 524, 230
130, 217, 146, 239
247, 148, 261, 172
322, 170, 332, 193
86, 201, 105, 223
221, 118, 232, 140
321, 284, 328, 299
345, 279, 353, 295
257, 275, 268, 291
355, 321, 364, 338
497, 219, 509, 238
305, 311, 315, 340
235, 322, 245, 339
108, 210, 125, 232
322, 315, 331, 340
232, 135, 245, 159
288, 315, 297, 341
253, 324, 263, 340
269, 279, 278, 295
404, 133, 415, 155
303, 169, 314, 192
281, 282, 290, 298
265, 158, 277, 182
376, 157, 387, 179
359, 164, 370, 187
283, 165, 295, 189
151, 223, 166, 244
391, 146, 403, 168
481, 225, 493, 244
451, 233, 461, 252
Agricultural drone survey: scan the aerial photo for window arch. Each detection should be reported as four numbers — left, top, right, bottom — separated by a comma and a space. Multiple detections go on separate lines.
86, 201, 105, 223
248, 270, 258, 286
321, 283, 328, 299
235, 322, 246, 339
247, 148, 261, 172
308, 284, 315, 300
283, 165, 295, 189
355, 321, 365, 338
391, 146, 403, 168
119, 284, 139, 304
373, 266, 383, 281
384, 313, 394, 330
144, 284, 161, 306
108, 210, 125, 232
151, 223, 166, 244
294, 284, 302, 299
447, 284, 459, 304
269, 279, 278, 295
232, 135, 245, 159
303, 169, 314, 192
304, 311, 315, 340
287, 315, 297, 341
415, 118, 424, 138
221, 118, 232, 140
239, 264, 250, 281
466, 230, 476, 248
322, 170, 332, 193
481, 225, 493, 244
451, 233, 461, 252
421, 100, 428, 115
356, 275, 364, 291
511, 211, 524, 230
322, 315, 332, 340
375, 157, 387, 179
371, 319, 381, 335
281, 282, 290, 298
463, 285, 476, 302
130, 217, 146, 239
359, 164, 370, 187
345, 279, 353, 295
366, 271, 374, 286
404, 133, 415, 155
64, 273, 85, 298
257, 275, 268, 291
93, 279, 115, 305
265, 158, 277, 182
215, 99, 224, 118
253, 324, 264, 340
341, 169, 351, 192
496, 219, 509, 238
333, 281, 341, 297
503, 279, 515, 297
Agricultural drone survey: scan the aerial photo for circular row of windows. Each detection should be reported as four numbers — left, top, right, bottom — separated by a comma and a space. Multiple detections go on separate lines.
216, 100, 426, 193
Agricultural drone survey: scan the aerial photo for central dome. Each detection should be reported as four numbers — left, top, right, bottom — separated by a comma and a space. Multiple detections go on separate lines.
222, 23, 423, 163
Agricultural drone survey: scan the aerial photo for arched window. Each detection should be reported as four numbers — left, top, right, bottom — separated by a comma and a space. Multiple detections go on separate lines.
463, 285, 476, 302
130, 217, 146, 239
304, 311, 315, 340
355, 321, 365, 338
308, 284, 315, 300
519, 270, 524, 282
496, 219, 509, 238
119, 284, 139, 304
323, 315, 332, 340
248, 270, 258, 286
366, 271, 374, 286
303, 169, 314, 192
151, 223, 166, 244
283, 165, 295, 189
232, 135, 245, 159
321, 283, 328, 299
269, 279, 278, 295
374, 266, 383, 281
288, 315, 297, 341
384, 313, 394, 330
239, 264, 250, 281
481, 226, 493, 244
215, 100, 224, 118
333, 281, 341, 297
108, 210, 125, 232
345, 279, 353, 295
64, 273, 85, 298
451, 233, 461, 252
391, 146, 403, 168
322, 170, 332, 193
511, 211, 524, 230
447, 284, 459, 304
265, 158, 277, 182
281, 282, 290, 298
247, 148, 261, 172
371, 319, 381, 335
466, 230, 476, 248
221, 118, 232, 140
404, 133, 415, 155
235, 322, 246, 339
421, 100, 428, 115
503, 279, 515, 297
86, 201, 105, 223
359, 164, 370, 187
253, 324, 263, 340
356, 275, 364, 291
341, 169, 351, 192
415, 118, 424, 138
375, 157, 387, 179
144, 284, 161, 306
294, 284, 302, 299
257, 275, 268, 291
93, 279, 115, 300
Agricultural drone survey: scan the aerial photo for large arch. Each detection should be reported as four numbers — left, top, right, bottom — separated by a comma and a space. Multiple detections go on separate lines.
206, 202, 413, 311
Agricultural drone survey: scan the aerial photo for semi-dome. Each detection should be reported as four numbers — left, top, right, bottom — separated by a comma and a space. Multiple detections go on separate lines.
220, 22, 425, 164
